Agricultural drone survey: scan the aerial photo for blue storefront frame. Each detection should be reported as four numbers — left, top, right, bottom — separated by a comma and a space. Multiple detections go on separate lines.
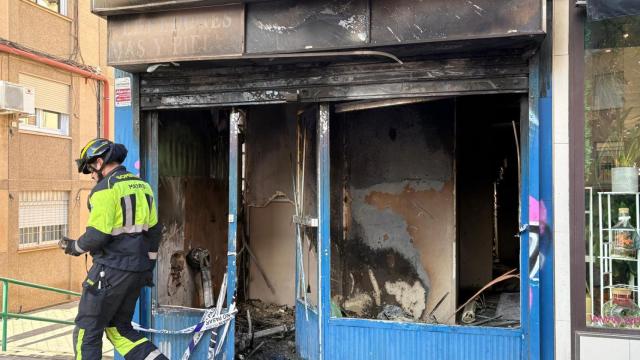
307, 55, 551, 360
113, 50, 555, 359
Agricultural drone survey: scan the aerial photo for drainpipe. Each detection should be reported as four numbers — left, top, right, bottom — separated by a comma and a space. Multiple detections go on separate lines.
0, 44, 111, 138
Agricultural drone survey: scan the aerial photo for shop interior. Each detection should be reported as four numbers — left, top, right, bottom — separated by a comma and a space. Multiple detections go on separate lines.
151, 94, 524, 358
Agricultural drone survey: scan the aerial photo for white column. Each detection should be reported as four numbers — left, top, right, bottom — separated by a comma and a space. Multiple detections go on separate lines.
552, 0, 572, 359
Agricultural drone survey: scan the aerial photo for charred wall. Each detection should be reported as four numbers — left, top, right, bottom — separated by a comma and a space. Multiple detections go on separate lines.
245, 105, 298, 306
156, 110, 229, 307
331, 101, 456, 323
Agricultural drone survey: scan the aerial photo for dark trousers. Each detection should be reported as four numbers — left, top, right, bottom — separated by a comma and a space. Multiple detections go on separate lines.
73, 264, 167, 360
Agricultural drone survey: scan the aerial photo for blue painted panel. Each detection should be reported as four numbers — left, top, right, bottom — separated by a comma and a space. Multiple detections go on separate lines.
113, 69, 143, 360
538, 94, 554, 360
326, 319, 522, 360
525, 55, 541, 360
537, 3, 555, 354
318, 104, 330, 360
296, 302, 320, 360
224, 110, 241, 359
153, 307, 213, 359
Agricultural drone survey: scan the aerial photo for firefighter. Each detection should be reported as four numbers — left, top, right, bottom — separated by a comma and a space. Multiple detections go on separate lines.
60, 138, 168, 360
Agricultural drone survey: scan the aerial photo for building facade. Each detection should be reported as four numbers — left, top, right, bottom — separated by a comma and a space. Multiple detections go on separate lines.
98, 1, 559, 359
0, 0, 113, 312
561, 1, 640, 360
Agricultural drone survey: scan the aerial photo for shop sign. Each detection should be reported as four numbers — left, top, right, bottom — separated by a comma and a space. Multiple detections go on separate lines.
115, 77, 131, 107
108, 5, 244, 65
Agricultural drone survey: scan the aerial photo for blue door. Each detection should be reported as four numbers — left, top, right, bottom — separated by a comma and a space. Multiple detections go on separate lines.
294, 104, 331, 360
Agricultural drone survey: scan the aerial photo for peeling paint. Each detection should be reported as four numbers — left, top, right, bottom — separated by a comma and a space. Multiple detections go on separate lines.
247, 0, 369, 52
337, 14, 368, 43
343, 292, 373, 316
385, 280, 427, 320
368, 268, 382, 306
350, 180, 445, 292
338, 15, 357, 31
255, 20, 291, 34
349, 273, 355, 295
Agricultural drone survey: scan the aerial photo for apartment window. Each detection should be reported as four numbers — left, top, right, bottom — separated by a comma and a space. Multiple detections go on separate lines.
18, 74, 70, 136
30, 0, 67, 16
20, 110, 69, 135
19, 192, 69, 248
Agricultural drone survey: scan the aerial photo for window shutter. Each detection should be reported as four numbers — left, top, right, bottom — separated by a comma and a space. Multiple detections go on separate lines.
19, 74, 70, 114
19, 192, 69, 228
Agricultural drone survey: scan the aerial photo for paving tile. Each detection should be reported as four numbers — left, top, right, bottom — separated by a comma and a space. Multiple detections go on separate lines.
2, 301, 113, 359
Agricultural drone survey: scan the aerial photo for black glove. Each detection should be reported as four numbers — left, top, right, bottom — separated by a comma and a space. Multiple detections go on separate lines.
59, 237, 84, 256
143, 269, 155, 288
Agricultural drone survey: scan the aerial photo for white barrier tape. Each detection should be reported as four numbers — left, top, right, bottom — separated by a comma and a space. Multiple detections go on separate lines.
132, 309, 237, 335
182, 301, 235, 360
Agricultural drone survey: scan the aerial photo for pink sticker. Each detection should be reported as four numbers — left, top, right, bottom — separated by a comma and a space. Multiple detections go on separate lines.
528, 196, 548, 235
134, 160, 140, 170
529, 196, 540, 223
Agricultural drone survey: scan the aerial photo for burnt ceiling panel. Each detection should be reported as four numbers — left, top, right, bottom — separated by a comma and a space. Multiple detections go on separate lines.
246, 0, 370, 53
139, 56, 529, 109
371, 0, 543, 45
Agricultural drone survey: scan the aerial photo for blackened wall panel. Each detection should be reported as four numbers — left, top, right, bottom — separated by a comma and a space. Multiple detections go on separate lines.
246, 0, 369, 53
371, 0, 543, 44
139, 57, 529, 109
330, 101, 456, 323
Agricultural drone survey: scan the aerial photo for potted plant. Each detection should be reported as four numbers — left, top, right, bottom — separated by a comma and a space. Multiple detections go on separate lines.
612, 147, 639, 193
607, 109, 640, 192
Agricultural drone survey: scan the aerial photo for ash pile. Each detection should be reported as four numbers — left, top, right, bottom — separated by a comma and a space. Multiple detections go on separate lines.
235, 300, 298, 360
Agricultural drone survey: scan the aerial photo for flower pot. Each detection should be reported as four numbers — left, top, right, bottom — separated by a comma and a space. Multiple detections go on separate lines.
612, 167, 639, 193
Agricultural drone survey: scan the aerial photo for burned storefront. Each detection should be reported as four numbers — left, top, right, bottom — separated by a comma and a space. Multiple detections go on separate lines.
98, 0, 554, 359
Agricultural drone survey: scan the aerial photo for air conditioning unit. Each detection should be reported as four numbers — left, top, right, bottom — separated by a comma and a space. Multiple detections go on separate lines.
0, 81, 35, 115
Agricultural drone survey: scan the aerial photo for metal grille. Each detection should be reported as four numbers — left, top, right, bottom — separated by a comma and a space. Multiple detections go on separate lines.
19, 192, 69, 248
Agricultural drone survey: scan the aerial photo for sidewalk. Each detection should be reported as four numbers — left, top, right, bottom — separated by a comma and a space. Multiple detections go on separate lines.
0, 301, 114, 359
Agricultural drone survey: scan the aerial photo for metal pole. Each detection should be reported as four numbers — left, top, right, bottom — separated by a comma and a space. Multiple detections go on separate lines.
588, 187, 594, 318
608, 194, 612, 302
636, 194, 639, 307
599, 193, 603, 315
2, 280, 8, 351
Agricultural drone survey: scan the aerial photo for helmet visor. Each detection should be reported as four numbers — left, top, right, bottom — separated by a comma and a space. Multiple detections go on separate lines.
75, 158, 91, 174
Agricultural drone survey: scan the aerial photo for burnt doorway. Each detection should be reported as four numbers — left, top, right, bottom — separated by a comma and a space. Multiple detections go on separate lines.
154, 108, 230, 310
456, 94, 522, 328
